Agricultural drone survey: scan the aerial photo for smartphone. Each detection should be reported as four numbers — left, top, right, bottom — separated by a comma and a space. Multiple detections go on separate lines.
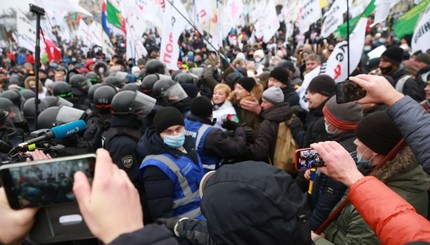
336, 80, 367, 104
294, 148, 325, 171
0, 154, 96, 209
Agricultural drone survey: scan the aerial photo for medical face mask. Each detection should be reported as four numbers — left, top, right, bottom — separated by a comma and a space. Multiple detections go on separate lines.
324, 122, 337, 135
163, 132, 185, 148
356, 148, 375, 167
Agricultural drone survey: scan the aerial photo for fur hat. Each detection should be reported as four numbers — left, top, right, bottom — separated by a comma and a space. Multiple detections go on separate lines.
323, 96, 363, 130
307, 75, 336, 97
237, 77, 256, 92
355, 111, 403, 155
191, 96, 213, 118
380, 47, 404, 65
269, 67, 290, 84
153, 106, 184, 134
262, 87, 284, 105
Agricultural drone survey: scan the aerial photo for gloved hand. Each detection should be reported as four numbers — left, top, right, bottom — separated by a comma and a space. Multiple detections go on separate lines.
286, 114, 302, 130
156, 217, 189, 237
222, 120, 242, 131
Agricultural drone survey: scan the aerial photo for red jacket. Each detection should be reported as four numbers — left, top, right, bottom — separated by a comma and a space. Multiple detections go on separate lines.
348, 176, 430, 245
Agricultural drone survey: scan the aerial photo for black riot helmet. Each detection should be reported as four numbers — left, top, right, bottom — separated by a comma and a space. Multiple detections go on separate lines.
110, 91, 156, 120
37, 105, 85, 129
85, 71, 100, 85
22, 98, 49, 120
123, 83, 140, 91
70, 74, 91, 92
19, 89, 36, 100
93, 84, 117, 109
1, 90, 23, 106
145, 59, 165, 75
140, 74, 170, 96
0, 97, 25, 123
152, 78, 188, 105
52, 81, 72, 99
174, 72, 198, 84
87, 83, 103, 101
104, 76, 125, 90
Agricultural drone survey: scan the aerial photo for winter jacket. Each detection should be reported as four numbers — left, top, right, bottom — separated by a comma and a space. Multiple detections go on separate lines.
388, 96, 430, 174
137, 128, 204, 223
247, 102, 293, 162
109, 224, 179, 245
314, 147, 430, 245
212, 100, 237, 131
309, 131, 356, 230
347, 176, 430, 245
389, 64, 424, 101
281, 86, 300, 107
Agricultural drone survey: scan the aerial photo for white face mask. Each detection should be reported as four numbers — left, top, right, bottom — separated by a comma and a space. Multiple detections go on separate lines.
254, 57, 262, 63
324, 122, 337, 135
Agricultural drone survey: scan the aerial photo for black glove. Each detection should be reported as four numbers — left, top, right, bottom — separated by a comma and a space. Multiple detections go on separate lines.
222, 120, 242, 131
156, 217, 189, 236
286, 114, 303, 130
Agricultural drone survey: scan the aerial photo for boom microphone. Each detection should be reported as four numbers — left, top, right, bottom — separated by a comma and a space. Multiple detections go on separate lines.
18, 120, 87, 148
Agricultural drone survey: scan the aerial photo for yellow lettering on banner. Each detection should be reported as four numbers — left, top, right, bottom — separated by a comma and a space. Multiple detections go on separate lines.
320, 0, 326, 8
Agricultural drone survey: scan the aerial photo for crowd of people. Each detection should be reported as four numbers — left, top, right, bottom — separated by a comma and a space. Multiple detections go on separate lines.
0, 13, 430, 245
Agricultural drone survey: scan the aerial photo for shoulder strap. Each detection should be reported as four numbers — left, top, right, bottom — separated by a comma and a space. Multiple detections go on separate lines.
395, 75, 411, 93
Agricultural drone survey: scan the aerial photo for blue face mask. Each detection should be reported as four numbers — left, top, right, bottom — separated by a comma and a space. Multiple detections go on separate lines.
324, 122, 337, 135
356, 148, 374, 167
163, 132, 185, 148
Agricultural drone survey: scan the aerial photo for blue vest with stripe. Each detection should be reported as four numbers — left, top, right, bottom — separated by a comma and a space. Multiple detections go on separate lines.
184, 118, 222, 172
139, 153, 204, 219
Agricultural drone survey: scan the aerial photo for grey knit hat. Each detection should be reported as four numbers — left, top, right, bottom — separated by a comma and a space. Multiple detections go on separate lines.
262, 87, 284, 105
322, 96, 363, 130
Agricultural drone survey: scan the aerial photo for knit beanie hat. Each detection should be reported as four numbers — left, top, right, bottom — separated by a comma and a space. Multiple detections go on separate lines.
322, 96, 363, 130
307, 75, 336, 97
262, 87, 284, 105
380, 47, 404, 65
153, 106, 184, 134
269, 67, 290, 84
237, 77, 256, 92
416, 53, 430, 65
355, 111, 403, 155
191, 96, 213, 118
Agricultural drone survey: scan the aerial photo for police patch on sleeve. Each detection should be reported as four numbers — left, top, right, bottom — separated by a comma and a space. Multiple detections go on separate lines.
121, 155, 134, 168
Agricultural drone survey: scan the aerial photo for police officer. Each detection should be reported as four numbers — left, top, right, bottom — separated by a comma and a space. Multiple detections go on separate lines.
102, 90, 156, 203
184, 96, 248, 172
152, 78, 191, 115
69, 74, 92, 111
138, 107, 204, 223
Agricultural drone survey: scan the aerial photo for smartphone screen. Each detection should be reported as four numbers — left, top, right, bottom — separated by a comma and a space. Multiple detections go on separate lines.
0, 154, 96, 209
335, 80, 367, 104
295, 148, 325, 171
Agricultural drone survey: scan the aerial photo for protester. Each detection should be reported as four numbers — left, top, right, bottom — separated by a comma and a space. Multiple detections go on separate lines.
211, 83, 237, 131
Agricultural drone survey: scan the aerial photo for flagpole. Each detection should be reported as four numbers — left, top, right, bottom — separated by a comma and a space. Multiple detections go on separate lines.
346, 0, 350, 76
166, 0, 243, 78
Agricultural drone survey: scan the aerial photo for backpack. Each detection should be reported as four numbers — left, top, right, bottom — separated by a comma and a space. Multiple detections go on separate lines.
270, 115, 299, 175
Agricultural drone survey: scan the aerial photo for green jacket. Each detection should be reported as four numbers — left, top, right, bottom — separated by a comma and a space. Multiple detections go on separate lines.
315, 147, 430, 245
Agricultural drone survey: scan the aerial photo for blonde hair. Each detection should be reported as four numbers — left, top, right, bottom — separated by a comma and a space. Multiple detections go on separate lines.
214, 83, 231, 97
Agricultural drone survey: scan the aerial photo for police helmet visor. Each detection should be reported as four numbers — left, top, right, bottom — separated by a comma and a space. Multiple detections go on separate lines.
133, 91, 156, 117
56, 97, 74, 107
56, 106, 85, 125
164, 83, 188, 104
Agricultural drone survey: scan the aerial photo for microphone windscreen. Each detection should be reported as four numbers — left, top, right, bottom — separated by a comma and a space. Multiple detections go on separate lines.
51, 120, 87, 140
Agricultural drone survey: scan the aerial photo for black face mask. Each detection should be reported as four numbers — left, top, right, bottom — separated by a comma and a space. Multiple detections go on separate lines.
379, 66, 393, 75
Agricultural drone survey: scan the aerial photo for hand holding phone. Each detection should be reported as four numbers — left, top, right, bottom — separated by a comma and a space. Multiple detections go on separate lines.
336, 80, 367, 104
0, 154, 96, 209
295, 148, 325, 171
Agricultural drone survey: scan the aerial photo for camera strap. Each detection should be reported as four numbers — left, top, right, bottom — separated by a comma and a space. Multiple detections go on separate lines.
314, 138, 406, 235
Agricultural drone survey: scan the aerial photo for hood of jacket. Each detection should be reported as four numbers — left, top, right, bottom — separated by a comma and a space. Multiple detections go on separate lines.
373, 146, 430, 192
261, 102, 293, 123
390, 64, 408, 81
201, 161, 311, 245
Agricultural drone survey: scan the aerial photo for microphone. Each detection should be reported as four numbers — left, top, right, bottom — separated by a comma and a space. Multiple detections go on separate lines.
18, 120, 87, 148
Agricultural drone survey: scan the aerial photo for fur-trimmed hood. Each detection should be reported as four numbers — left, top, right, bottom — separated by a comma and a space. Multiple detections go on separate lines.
373, 147, 430, 192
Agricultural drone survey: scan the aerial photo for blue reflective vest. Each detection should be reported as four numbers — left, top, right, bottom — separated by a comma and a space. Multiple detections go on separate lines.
139, 153, 204, 219
184, 118, 222, 172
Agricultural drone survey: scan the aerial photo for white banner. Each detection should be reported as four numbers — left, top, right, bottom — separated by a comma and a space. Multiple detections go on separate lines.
372, 0, 399, 26
208, 0, 222, 49
16, 10, 36, 52
263, 0, 280, 42
159, 0, 188, 70
323, 18, 367, 82
321, 0, 347, 38
296, 66, 321, 111
35, 0, 93, 18
412, 3, 430, 54
227, 0, 244, 28
194, 0, 213, 31
297, 0, 322, 34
